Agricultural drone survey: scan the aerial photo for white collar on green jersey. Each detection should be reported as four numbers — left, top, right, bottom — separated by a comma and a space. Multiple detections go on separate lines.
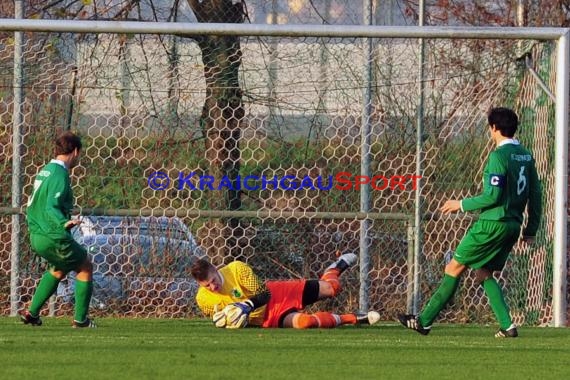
498, 138, 519, 147
50, 159, 68, 170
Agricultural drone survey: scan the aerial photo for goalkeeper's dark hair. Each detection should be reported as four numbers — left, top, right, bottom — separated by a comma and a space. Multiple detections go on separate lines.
55, 131, 82, 156
190, 258, 216, 281
488, 107, 518, 138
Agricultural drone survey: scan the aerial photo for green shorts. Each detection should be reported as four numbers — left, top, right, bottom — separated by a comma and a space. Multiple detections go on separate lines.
30, 233, 88, 273
454, 219, 521, 271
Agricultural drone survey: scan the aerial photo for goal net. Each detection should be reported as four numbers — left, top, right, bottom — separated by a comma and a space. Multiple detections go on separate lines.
0, 24, 562, 325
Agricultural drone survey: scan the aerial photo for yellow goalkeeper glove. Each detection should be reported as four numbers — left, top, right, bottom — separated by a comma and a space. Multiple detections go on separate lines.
223, 300, 254, 329
212, 304, 227, 328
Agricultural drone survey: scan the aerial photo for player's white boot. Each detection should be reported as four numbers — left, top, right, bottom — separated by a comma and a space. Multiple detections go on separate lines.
325, 252, 358, 274
355, 311, 381, 325
72, 318, 97, 328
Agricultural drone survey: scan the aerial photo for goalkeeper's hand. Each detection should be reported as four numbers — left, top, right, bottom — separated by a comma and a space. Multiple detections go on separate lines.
223, 300, 254, 329
212, 304, 227, 328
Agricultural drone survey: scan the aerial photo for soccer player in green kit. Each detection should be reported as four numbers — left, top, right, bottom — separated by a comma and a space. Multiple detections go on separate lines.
21, 131, 96, 328
398, 107, 542, 338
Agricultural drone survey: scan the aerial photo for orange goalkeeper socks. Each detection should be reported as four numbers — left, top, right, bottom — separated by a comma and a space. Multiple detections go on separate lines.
339, 313, 357, 325
291, 312, 342, 328
320, 268, 341, 296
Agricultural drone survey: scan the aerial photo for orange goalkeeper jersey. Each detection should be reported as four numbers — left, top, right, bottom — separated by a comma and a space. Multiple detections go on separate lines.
195, 261, 267, 326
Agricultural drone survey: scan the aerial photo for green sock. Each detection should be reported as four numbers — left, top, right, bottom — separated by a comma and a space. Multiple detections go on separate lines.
74, 279, 93, 322
419, 274, 460, 327
29, 271, 60, 316
482, 277, 512, 329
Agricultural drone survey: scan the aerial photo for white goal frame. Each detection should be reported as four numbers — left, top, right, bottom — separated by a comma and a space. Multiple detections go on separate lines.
1, 19, 568, 327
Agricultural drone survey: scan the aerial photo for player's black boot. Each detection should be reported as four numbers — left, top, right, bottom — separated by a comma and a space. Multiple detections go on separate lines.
495, 325, 518, 338
21, 311, 43, 326
397, 314, 431, 335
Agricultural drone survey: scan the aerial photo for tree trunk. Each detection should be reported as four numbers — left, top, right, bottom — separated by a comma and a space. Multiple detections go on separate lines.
186, 0, 244, 260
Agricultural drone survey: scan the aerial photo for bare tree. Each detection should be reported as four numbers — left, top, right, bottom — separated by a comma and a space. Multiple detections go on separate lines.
8, 0, 247, 259
402, 0, 570, 27
185, 0, 246, 260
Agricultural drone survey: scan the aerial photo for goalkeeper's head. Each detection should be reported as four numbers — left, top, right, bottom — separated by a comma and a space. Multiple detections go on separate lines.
191, 258, 223, 292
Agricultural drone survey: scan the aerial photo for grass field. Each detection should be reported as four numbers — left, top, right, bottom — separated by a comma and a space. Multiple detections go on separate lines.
1, 317, 569, 380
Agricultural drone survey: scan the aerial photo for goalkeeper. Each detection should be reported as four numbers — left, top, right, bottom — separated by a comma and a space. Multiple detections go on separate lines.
190, 253, 380, 329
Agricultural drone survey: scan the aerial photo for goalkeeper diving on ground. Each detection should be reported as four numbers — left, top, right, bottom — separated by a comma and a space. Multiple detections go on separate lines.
190, 253, 380, 329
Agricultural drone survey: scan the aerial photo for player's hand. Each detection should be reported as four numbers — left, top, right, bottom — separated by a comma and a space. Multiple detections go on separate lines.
212, 304, 227, 328
64, 219, 82, 231
223, 300, 254, 329
440, 200, 461, 214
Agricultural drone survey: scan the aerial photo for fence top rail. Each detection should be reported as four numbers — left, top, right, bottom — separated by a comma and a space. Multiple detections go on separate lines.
0, 19, 568, 40
0, 206, 413, 221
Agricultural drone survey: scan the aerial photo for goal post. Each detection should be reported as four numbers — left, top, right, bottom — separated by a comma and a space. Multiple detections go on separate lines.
553, 30, 569, 328
0, 19, 567, 326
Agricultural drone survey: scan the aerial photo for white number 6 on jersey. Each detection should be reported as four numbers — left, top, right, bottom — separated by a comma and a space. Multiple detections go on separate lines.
516, 166, 527, 195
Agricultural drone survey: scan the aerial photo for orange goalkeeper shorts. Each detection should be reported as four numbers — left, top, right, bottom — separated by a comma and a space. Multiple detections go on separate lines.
262, 279, 306, 328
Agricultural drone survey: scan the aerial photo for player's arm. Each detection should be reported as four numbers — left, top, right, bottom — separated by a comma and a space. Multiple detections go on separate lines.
522, 160, 542, 238
235, 261, 271, 309
224, 262, 271, 328
461, 151, 505, 212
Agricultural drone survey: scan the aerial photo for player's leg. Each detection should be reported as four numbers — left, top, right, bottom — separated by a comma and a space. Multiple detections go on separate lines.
280, 278, 380, 329
282, 311, 340, 328
399, 257, 465, 335
22, 235, 67, 326
289, 280, 348, 327
476, 267, 517, 337
71, 240, 96, 328
478, 221, 520, 337
418, 258, 465, 327
282, 310, 380, 329
266, 280, 380, 328
317, 252, 357, 299
22, 269, 65, 326
398, 223, 484, 335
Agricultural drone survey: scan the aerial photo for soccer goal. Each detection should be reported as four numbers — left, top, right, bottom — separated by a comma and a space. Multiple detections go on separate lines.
0, 19, 567, 327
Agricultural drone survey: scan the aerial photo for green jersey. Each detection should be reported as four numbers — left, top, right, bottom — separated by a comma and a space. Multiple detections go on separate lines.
26, 160, 74, 241
461, 140, 542, 237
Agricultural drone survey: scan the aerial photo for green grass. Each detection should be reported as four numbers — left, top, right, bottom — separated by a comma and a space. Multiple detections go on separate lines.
1, 317, 569, 380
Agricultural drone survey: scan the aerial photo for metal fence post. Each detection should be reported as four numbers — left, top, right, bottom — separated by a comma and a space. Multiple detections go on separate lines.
10, 0, 25, 317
